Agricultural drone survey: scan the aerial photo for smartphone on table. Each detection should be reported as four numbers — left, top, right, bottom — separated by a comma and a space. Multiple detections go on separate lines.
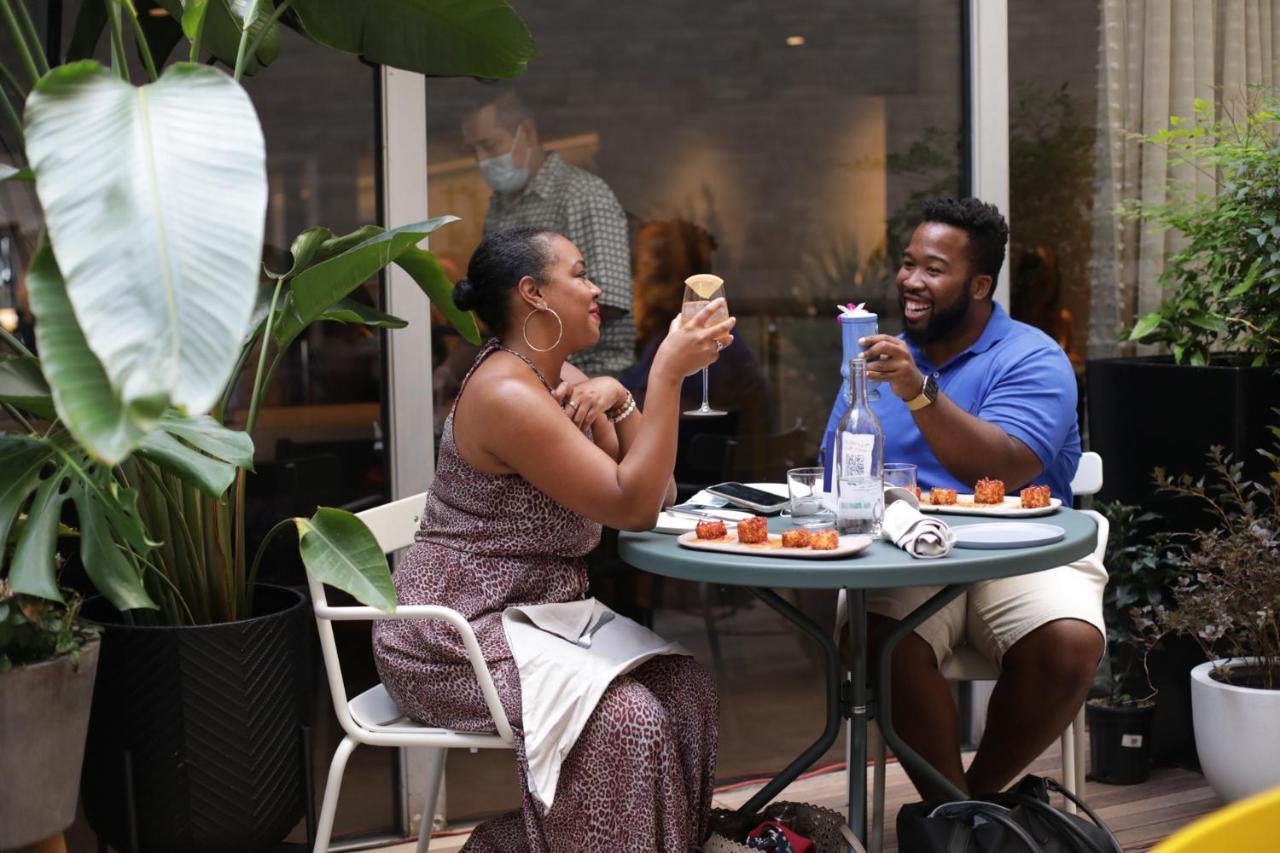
704, 482, 790, 514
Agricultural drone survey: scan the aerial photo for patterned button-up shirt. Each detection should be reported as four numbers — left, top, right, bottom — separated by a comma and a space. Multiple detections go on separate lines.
484, 152, 635, 377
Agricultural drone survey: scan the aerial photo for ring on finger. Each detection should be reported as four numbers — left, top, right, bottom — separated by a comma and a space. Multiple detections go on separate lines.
568, 400, 579, 409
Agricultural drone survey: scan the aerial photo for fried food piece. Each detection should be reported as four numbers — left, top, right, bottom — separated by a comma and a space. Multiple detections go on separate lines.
695, 519, 728, 539
809, 529, 839, 550
1020, 484, 1052, 509
781, 528, 811, 548
736, 516, 769, 544
974, 478, 1006, 504
929, 487, 957, 506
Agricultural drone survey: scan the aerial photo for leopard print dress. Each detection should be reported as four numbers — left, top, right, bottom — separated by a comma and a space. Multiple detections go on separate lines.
373, 341, 718, 852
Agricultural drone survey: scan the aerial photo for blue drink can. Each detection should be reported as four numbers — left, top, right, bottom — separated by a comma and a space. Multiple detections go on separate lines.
839, 312, 880, 401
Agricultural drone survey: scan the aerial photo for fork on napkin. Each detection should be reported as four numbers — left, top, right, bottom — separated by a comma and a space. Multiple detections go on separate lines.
883, 497, 956, 559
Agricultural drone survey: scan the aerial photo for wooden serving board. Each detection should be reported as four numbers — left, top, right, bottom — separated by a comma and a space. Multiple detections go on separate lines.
676, 530, 873, 559
918, 496, 1062, 517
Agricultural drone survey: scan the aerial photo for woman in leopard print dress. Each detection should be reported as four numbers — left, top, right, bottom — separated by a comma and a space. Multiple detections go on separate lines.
374, 227, 734, 852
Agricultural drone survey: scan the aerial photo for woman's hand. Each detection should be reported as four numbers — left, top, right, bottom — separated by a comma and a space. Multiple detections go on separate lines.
553, 377, 628, 431
651, 297, 736, 382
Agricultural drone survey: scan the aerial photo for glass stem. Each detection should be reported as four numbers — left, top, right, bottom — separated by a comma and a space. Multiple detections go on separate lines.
701, 367, 710, 409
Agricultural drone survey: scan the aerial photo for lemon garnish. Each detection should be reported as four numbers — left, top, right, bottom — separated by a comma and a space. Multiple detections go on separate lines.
684, 273, 724, 300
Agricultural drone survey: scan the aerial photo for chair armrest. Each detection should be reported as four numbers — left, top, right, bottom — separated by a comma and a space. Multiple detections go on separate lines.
1079, 509, 1109, 566
314, 603, 514, 743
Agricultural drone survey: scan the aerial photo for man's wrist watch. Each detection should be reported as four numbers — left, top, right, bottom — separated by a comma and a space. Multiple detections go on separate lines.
905, 373, 939, 412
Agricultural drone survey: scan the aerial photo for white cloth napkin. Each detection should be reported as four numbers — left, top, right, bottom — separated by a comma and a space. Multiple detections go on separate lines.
882, 499, 956, 558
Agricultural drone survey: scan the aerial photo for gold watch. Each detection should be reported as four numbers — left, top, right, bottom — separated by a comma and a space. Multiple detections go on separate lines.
905, 374, 938, 412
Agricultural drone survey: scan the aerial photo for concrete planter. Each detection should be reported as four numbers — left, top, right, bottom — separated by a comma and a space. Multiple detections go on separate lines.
0, 637, 101, 848
1191, 658, 1280, 803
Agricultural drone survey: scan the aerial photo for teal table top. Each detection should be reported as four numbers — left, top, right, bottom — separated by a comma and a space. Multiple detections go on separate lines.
618, 510, 1098, 589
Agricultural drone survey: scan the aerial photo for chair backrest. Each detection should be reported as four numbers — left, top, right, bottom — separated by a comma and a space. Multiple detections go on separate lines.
1070, 451, 1103, 497
304, 493, 428, 737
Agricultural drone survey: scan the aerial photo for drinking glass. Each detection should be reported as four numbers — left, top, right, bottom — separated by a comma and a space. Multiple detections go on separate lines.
786, 467, 835, 527
883, 462, 919, 493
682, 274, 729, 417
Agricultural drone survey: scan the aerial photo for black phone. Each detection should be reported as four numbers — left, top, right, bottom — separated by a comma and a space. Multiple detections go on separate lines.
705, 482, 790, 513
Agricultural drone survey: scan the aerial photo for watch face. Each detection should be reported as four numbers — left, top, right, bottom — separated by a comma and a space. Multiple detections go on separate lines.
924, 375, 939, 401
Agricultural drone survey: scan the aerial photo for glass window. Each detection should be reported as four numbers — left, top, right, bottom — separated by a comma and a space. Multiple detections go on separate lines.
424, 0, 966, 822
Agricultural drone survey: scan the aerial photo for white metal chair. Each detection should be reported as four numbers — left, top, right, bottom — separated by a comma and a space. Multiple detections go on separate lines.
308, 492, 516, 853
857, 451, 1110, 853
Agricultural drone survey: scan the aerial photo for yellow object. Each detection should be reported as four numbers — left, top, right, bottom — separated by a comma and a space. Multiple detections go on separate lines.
684, 273, 724, 299
1152, 785, 1280, 852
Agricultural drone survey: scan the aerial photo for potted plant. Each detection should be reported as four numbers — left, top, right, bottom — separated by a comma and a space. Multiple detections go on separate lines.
1087, 87, 1280, 531
0, 581, 99, 850
0, 2, 533, 850
1085, 502, 1179, 784
1135, 434, 1280, 803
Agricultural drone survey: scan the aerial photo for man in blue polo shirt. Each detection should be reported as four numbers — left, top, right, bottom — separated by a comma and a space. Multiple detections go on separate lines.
822, 198, 1105, 799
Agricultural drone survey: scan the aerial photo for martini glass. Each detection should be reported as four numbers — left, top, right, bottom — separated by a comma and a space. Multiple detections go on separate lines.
682, 273, 729, 417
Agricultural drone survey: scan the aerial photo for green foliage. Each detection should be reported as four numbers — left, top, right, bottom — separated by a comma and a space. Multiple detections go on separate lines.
0, 0, 531, 624
1123, 88, 1280, 366
1137, 432, 1280, 690
0, 584, 96, 671
1096, 502, 1179, 705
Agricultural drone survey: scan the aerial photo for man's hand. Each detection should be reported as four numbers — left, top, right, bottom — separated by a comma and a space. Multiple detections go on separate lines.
861, 334, 927, 401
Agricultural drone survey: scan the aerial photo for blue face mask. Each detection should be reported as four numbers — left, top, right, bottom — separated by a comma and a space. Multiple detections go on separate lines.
478, 126, 531, 194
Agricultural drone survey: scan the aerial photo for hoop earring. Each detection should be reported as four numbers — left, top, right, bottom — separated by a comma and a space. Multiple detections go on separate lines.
522, 304, 563, 352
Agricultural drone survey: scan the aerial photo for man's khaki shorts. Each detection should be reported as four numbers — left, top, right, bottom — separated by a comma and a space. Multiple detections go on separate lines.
866, 556, 1108, 666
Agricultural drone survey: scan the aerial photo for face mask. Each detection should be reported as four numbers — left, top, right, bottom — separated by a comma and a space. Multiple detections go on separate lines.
478, 126, 530, 194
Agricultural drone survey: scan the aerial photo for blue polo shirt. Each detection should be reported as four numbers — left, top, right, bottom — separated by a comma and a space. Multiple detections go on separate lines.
819, 303, 1081, 502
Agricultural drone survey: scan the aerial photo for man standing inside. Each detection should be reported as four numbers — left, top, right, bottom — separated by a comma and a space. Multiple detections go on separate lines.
823, 197, 1105, 798
462, 90, 635, 376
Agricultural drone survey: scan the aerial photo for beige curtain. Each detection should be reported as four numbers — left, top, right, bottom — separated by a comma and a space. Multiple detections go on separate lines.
1088, 0, 1280, 357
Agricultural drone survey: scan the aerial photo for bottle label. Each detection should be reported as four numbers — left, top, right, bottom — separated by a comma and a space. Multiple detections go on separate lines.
840, 434, 875, 480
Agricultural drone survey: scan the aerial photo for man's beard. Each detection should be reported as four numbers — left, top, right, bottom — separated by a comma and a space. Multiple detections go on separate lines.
902, 280, 973, 346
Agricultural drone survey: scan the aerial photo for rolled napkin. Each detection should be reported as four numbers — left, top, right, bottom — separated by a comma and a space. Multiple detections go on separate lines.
883, 499, 956, 559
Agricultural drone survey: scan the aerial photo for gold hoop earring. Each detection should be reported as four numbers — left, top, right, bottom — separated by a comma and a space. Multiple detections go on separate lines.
522, 304, 563, 352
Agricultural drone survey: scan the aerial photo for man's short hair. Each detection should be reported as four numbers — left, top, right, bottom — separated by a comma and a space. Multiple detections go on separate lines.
470, 88, 532, 134
920, 197, 1009, 280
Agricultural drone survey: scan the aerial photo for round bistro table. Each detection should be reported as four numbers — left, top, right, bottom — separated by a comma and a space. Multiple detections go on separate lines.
618, 509, 1098, 845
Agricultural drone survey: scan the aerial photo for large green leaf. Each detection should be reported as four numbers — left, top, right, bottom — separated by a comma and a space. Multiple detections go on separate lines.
72, 484, 157, 612
24, 61, 267, 432
0, 436, 55, 553
275, 218, 457, 347
157, 411, 254, 468
395, 246, 481, 344
290, 0, 535, 78
25, 239, 146, 463
9, 464, 71, 602
295, 507, 395, 612
0, 355, 55, 419
157, 0, 279, 73
137, 430, 237, 496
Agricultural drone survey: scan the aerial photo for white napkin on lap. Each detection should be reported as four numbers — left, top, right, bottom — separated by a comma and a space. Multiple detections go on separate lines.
883, 499, 956, 558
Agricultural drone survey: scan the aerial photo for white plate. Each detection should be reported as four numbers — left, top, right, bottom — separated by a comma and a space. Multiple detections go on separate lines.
953, 522, 1066, 549
652, 509, 754, 535
676, 530, 873, 559
918, 495, 1062, 517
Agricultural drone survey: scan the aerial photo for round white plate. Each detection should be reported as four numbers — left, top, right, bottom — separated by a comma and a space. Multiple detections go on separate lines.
918, 495, 1062, 517
952, 522, 1066, 549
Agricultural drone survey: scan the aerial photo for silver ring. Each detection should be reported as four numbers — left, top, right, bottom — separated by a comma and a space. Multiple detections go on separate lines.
715, 340, 725, 351
568, 400, 579, 408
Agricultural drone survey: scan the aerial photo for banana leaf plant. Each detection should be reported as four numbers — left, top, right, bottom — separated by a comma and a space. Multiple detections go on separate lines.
0, 0, 533, 624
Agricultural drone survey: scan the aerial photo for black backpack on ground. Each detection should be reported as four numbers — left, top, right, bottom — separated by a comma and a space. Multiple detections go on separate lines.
896, 774, 1123, 853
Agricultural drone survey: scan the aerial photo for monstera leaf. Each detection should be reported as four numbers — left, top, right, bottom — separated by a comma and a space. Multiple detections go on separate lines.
23, 61, 267, 461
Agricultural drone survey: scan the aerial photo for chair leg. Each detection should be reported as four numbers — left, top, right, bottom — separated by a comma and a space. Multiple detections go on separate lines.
1074, 705, 1088, 798
700, 582, 726, 679
1061, 722, 1078, 815
416, 747, 449, 853
314, 736, 357, 853
870, 720, 886, 853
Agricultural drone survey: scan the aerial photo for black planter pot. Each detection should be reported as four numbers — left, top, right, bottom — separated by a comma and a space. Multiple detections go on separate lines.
80, 585, 312, 853
1086, 356, 1280, 531
1087, 701, 1155, 785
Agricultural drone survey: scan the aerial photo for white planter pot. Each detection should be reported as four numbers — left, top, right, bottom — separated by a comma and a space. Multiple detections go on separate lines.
1190, 658, 1280, 803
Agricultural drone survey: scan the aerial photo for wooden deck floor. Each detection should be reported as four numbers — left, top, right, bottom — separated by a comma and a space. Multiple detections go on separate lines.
402, 737, 1219, 852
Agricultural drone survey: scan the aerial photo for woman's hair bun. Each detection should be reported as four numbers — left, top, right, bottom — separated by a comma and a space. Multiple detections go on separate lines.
453, 277, 475, 311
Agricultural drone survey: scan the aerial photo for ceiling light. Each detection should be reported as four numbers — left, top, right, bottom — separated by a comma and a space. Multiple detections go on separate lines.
148, 7, 169, 16
786, 35, 806, 47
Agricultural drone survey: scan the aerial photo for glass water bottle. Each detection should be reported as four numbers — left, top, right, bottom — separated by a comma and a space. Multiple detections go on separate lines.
834, 357, 884, 536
